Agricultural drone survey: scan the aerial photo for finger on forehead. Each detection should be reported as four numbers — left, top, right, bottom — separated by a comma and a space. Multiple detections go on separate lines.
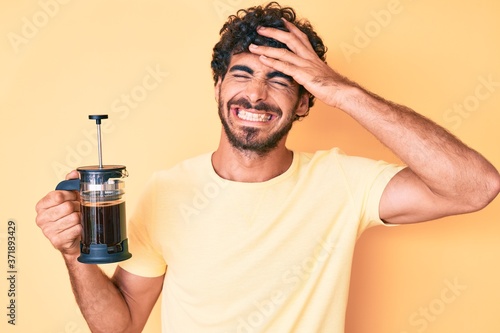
36, 190, 79, 211
251, 44, 304, 69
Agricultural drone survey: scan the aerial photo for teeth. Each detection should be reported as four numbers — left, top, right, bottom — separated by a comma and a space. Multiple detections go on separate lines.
237, 110, 272, 122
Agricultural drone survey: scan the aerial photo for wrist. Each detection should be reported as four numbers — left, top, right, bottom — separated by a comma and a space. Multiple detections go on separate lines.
332, 84, 365, 113
61, 251, 80, 264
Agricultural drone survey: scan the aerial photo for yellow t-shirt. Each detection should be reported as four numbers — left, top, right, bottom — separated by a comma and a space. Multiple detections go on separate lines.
119, 148, 403, 332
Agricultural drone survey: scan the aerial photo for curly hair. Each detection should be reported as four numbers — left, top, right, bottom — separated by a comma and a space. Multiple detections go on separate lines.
211, 2, 327, 117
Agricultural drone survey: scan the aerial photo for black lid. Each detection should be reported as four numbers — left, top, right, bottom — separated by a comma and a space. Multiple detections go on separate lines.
77, 165, 127, 183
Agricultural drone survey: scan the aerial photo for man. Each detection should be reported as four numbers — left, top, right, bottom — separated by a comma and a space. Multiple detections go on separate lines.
35, 3, 500, 332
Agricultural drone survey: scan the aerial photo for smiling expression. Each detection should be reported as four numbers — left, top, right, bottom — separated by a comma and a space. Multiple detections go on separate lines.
215, 52, 309, 155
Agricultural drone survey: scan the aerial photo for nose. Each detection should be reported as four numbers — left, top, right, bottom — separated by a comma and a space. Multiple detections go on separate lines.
244, 78, 268, 103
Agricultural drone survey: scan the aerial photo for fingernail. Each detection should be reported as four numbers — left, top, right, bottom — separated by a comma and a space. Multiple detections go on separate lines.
249, 44, 258, 49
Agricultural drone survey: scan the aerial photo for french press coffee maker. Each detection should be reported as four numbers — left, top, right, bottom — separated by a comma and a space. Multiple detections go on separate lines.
56, 115, 132, 264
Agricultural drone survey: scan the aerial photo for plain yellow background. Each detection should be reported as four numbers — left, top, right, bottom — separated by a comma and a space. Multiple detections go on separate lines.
1, 0, 499, 332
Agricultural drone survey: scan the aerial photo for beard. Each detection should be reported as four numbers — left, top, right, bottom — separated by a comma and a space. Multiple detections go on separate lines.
218, 95, 298, 156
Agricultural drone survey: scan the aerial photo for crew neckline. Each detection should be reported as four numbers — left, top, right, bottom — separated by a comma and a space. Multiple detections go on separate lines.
207, 151, 300, 188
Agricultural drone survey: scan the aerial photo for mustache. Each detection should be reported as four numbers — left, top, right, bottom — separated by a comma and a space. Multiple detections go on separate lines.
227, 97, 282, 116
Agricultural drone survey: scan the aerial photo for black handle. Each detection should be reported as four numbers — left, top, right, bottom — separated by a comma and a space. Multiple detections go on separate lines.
55, 179, 80, 191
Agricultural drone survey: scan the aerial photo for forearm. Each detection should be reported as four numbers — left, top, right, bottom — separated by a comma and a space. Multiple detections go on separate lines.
63, 254, 132, 333
338, 85, 500, 208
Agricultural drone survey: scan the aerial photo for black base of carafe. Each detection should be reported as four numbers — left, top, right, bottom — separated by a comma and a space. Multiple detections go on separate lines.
78, 239, 132, 264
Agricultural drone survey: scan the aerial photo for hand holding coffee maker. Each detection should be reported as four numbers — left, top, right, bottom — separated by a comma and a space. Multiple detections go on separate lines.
55, 115, 132, 264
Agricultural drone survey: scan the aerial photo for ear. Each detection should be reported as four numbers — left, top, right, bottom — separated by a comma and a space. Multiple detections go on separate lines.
295, 93, 310, 117
214, 77, 222, 103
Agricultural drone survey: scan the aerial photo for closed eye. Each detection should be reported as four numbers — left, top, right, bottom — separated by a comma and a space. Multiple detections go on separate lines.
270, 80, 289, 87
229, 65, 253, 80
233, 74, 251, 79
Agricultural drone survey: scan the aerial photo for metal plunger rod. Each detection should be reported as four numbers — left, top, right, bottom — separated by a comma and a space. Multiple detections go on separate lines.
96, 123, 103, 168
89, 115, 108, 169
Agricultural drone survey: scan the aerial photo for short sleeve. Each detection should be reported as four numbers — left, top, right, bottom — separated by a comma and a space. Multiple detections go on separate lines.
119, 174, 167, 277
358, 161, 404, 229
333, 150, 404, 232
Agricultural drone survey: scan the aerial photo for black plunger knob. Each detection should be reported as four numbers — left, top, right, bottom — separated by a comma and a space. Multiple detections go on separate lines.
89, 114, 108, 125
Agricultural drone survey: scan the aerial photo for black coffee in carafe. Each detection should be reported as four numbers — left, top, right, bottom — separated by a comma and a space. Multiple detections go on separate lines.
81, 201, 126, 254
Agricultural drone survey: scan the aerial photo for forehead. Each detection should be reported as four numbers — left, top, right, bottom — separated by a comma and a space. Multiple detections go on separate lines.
228, 52, 275, 74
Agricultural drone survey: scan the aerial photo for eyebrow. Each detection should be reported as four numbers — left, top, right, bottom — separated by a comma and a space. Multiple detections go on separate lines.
229, 65, 294, 83
229, 65, 253, 75
267, 71, 294, 83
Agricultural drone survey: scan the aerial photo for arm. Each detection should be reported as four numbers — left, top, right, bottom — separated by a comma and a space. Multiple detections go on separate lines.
35, 172, 164, 333
249, 20, 500, 224
63, 257, 164, 333
337, 88, 500, 223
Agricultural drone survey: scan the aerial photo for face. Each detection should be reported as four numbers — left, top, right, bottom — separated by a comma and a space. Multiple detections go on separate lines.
215, 52, 309, 155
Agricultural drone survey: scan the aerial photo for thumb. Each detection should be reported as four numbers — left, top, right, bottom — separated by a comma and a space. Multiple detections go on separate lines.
65, 170, 79, 180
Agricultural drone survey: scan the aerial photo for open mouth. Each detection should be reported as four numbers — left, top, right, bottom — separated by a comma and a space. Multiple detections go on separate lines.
232, 107, 276, 123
